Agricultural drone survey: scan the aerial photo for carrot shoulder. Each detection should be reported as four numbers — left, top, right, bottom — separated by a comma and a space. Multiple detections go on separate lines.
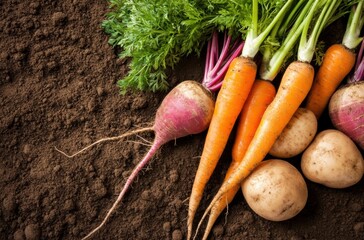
202, 79, 276, 240
305, 44, 356, 118
187, 56, 256, 240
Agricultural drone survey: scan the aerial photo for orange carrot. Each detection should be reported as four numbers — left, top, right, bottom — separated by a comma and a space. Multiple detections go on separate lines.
202, 79, 276, 240
305, 44, 356, 118
305, 1, 364, 119
231, 80, 276, 162
195, 61, 314, 239
187, 56, 257, 240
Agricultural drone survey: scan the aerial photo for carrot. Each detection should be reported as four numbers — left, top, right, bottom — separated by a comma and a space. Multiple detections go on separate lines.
305, 45, 356, 118
187, 1, 296, 238
305, 1, 364, 119
202, 79, 276, 240
231, 80, 277, 162
194, 1, 341, 238
187, 56, 257, 239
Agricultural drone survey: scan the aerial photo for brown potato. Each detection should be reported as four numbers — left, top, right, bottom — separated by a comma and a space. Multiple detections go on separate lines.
301, 129, 364, 188
242, 159, 308, 221
269, 108, 317, 158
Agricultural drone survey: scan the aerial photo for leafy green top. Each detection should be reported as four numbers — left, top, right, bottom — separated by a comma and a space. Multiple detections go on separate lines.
102, 0, 250, 93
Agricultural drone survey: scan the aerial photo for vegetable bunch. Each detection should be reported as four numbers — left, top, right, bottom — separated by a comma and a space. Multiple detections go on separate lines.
60, 0, 364, 239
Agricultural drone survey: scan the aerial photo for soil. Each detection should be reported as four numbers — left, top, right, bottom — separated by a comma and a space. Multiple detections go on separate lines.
0, 1, 363, 240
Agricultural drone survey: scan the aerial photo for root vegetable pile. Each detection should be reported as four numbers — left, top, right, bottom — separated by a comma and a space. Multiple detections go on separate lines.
56, 0, 364, 239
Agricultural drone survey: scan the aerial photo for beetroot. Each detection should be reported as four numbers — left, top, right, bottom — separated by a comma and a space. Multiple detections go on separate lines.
329, 81, 364, 149
153, 80, 214, 142
329, 39, 364, 150
80, 80, 214, 239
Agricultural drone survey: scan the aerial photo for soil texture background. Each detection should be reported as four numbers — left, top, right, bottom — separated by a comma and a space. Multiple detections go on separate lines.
0, 1, 363, 240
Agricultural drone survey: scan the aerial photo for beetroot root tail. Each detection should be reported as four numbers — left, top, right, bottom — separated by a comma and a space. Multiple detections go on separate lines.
55, 126, 153, 158
81, 139, 163, 240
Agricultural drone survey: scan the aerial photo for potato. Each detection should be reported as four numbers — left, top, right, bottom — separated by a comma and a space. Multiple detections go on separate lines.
301, 129, 364, 188
269, 108, 317, 158
241, 159, 308, 221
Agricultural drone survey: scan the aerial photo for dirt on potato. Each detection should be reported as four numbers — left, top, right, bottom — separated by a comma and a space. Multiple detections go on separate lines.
0, 1, 363, 239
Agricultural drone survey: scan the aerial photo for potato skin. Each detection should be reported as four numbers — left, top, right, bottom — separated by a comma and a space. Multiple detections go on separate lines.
269, 108, 317, 158
301, 129, 364, 188
241, 159, 308, 221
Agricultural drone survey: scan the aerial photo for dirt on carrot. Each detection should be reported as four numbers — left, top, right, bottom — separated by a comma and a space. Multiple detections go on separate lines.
0, 1, 364, 240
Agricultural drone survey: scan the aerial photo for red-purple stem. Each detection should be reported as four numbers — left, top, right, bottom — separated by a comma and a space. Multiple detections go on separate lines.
350, 39, 364, 83
202, 32, 244, 92
209, 32, 231, 78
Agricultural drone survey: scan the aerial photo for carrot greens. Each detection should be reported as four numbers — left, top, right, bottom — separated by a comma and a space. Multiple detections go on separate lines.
102, 0, 250, 93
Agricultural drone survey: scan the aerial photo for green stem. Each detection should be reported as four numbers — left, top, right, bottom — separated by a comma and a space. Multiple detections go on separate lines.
342, 0, 364, 50
260, 0, 315, 80
242, 0, 295, 59
298, 0, 324, 62
260, 11, 285, 73
278, 0, 306, 37
252, 0, 258, 38
298, 0, 341, 62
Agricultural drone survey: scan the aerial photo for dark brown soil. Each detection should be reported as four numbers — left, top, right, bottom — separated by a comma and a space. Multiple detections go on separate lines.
0, 1, 363, 240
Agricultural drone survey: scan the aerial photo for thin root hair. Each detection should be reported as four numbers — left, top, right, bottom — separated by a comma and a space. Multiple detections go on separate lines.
125, 140, 153, 147
135, 134, 153, 145
224, 200, 229, 225
132, 121, 154, 129
54, 127, 153, 158
182, 197, 190, 204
